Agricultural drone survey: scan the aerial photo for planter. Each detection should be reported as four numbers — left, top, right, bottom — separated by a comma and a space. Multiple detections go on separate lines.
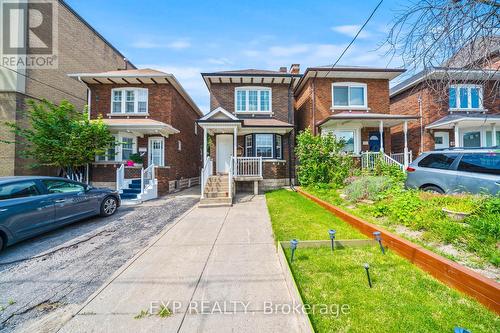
442, 208, 471, 221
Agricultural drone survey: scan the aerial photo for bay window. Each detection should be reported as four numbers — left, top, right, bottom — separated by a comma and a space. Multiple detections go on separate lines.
244, 134, 283, 159
235, 87, 272, 112
111, 88, 148, 114
332, 83, 367, 108
449, 85, 482, 110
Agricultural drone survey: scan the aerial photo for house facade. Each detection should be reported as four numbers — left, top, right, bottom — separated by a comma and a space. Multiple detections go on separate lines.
68, 69, 203, 199
294, 66, 418, 168
0, 0, 131, 177
197, 66, 300, 205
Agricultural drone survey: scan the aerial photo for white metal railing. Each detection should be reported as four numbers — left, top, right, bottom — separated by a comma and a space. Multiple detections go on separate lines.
390, 151, 413, 165
233, 157, 263, 177
201, 157, 213, 198
116, 164, 125, 192
141, 163, 155, 195
361, 151, 404, 170
228, 156, 233, 199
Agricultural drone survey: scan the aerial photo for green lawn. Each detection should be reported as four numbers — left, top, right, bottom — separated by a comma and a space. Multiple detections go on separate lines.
265, 189, 365, 241
266, 189, 500, 333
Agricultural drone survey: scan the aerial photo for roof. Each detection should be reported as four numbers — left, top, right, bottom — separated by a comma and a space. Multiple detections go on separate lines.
242, 118, 293, 127
201, 69, 301, 90
211, 69, 291, 75
100, 118, 179, 136
390, 67, 500, 97
295, 66, 405, 94
317, 111, 419, 127
68, 69, 202, 117
426, 114, 500, 129
443, 36, 500, 68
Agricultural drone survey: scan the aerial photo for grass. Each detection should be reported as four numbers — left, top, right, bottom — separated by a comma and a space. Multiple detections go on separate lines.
266, 189, 499, 332
285, 246, 500, 333
265, 189, 365, 241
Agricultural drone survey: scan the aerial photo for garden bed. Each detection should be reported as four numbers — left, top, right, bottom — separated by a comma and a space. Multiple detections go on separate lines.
266, 190, 500, 333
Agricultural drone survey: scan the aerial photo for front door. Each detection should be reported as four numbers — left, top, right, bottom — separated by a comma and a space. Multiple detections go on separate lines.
216, 134, 233, 174
434, 132, 450, 149
149, 137, 165, 167
368, 132, 382, 152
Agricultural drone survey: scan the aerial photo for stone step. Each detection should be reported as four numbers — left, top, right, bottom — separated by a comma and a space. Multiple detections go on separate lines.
204, 191, 229, 198
199, 196, 232, 207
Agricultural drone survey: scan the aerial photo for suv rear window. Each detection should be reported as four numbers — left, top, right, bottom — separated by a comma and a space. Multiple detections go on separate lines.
0, 181, 40, 200
418, 153, 459, 170
457, 153, 500, 175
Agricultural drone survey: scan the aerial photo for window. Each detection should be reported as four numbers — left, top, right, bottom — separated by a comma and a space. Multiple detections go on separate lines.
462, 131, 481, 148
244, 134, 283, 159
457, 153, 500, 175
332, 83, 367, 108
449, 85, 482, 110
42, 180, 85, 194
97, 135, 118, 162
245, 135, 253, 157
110, 88, 148, 114
234, 87, 272, 112
418, 153, 458, 170
255, 134, 273, 158
96, 135, 136, 162
122, 137, 134, 160
434, 136, 443, 145
486, 131, 500, 147
333, 130, 355, 153
0, 181, 39, 200
275, 135, 282, 159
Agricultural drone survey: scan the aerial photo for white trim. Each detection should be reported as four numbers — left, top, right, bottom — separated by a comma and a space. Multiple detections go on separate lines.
148, 136, 165, 167
321, 124, 362, 154
332, 82, 368, 109
200, 106, 239, 121
234, 86, 272, 113
96, 132, 137, 162
111, 87, 149, 114
449, 84, 483, 111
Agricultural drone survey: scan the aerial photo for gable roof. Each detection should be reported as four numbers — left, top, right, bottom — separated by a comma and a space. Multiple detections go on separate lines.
199, 107, 239, 121
443, 36, 500, 68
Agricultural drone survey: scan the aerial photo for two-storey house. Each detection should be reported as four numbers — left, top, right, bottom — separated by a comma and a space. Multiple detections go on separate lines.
197, 66, 301, 206
69, 69, 203, 201
294, 66, 419, 168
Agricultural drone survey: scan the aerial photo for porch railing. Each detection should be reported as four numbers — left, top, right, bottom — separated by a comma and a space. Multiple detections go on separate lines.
361, 152, 404, 170
228, 156, 233, 199
232, 157, 263, 177
141, 163, 155, 196
200, 157, 213, 198
390, 151, 413, 165
116, 163, 125, 192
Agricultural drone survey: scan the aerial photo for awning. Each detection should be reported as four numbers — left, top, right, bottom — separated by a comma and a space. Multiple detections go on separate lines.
99, 118, 179, 137
317, 111, 419, 127
426, 114, 500, 129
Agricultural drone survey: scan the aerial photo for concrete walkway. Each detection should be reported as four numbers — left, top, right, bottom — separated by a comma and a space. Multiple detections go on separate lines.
58, 195, 304, 333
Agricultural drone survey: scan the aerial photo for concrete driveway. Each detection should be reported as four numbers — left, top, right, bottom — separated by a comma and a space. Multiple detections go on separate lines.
0, 187, 200, 333
55, 195, 305, 333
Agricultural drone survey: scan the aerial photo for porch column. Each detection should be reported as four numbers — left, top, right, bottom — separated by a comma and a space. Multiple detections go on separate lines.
233, 127, 237, 157
379, 120, 384, 152
492, 123, 497, 147
203, 127, 207, 166
454, 124, 460, 148
403, 121, 409, 168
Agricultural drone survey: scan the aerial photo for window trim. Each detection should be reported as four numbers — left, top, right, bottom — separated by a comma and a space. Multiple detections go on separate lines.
148, 136, 165, 167
449, 84, 483, 111
321, 125, 362, 154
331, 82, 368, 109
110, 87, 149, 114
96, 133, 137, 162
234, 87, 272, 114
244, 133, 283, 159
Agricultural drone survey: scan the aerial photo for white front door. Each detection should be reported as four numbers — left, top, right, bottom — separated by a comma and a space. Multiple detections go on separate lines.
434, 132, 449, 149
149, 137, 165, 166
216, 134, 233, 174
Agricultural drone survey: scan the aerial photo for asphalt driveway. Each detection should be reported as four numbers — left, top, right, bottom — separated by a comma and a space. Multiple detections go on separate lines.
0, 187, 199, 333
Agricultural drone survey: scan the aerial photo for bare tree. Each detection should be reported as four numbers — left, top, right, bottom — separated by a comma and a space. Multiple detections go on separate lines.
386, 0, 500, 102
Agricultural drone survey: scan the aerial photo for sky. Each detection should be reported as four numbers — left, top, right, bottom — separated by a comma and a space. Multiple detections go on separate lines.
66, 0, 408, 113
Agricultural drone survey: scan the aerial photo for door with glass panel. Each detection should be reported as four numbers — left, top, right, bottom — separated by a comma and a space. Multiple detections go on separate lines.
149, 137, 164, 167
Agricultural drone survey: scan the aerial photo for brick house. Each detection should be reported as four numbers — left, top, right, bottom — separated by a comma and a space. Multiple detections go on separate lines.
294, 66, 418, 168
68, 69, 203, 199
0, 0, 131, 177
197, 66, 301, 205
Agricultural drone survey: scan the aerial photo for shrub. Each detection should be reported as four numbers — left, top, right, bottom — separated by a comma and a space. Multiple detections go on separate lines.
295, 128, 353, 187
343, 176, 392, 202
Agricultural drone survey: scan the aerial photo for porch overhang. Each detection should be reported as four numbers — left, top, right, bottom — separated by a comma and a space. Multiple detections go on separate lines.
318, 112, 419, 128
426, 114, 500, 130
100, 118, 179, 137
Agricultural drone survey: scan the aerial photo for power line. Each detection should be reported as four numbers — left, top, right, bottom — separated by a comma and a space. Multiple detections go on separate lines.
0, 64, 87, 102
325, 0, 384, 76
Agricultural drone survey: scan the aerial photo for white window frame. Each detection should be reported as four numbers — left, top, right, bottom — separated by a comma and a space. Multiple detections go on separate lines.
110, 88, 149, 114
321, 125, 362, 154
234, 87, 272, 113
148, 136, 165, 167
255, 133, 274, 158
449, 84, 483, 111
331, 82, 368, 109
95, 133, 137, 162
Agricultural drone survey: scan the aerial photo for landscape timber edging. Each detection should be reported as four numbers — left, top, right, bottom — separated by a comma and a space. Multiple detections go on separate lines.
296, 187, 500, 315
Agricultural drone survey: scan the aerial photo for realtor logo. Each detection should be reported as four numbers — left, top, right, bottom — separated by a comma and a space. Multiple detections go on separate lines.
1, 0, 58, 68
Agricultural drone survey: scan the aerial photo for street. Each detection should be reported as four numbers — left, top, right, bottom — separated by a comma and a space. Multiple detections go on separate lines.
0, 188, 199, 333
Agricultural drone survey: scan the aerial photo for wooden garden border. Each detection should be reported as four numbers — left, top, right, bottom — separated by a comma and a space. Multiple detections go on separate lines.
296, 187, 500, 314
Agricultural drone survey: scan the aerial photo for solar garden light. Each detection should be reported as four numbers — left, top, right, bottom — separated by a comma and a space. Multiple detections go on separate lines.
454, 327, 470, 333
373, 231, 385, 254
328, 229, 336, 252
364, 263, 372, 288
290, 239, 298, 262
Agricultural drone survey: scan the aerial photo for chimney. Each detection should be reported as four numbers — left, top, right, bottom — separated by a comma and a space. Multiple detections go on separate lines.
290, 64, 300, 74
279, 66, 287, 73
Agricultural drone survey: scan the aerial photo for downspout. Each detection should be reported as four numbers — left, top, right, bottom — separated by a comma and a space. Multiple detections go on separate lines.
78, 76, 92, 183
287, 77, 294, 188
418, 94, 423, 154
312, 75, 317, 135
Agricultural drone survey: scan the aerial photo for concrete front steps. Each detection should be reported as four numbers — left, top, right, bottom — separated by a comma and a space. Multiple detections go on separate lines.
119, 179, 142, 205
199, 175, 232, 207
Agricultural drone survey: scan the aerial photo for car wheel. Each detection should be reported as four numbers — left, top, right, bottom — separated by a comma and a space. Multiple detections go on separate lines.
100, 196, 118, 217
421, 185, 444, 194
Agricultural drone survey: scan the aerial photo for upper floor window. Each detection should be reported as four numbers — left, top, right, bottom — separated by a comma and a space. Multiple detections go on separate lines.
235, 87, 272, 112
332, 82, 367, 108
111, 88, 148, 114
449, 85, 482, 110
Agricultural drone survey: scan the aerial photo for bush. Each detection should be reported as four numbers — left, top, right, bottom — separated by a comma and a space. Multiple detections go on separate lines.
295, 128, 353, 187
343, 176, 393, 202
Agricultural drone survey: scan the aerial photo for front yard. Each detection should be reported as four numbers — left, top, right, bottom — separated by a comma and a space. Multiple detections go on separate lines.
266, 190, 499, 333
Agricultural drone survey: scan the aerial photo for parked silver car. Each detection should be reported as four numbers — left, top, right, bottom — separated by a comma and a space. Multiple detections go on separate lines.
406, 148, 500, 195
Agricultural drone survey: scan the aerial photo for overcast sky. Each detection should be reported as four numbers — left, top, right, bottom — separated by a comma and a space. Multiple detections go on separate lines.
66, 0, 408, 113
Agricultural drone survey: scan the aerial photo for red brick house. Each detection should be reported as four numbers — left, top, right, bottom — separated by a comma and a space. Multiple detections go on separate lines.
68, 69, 203, 201
294, 66, 418, 168
197, 66, 300, 205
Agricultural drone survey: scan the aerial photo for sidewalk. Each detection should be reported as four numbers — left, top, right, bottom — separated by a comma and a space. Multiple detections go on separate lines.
58, 195, 305, 333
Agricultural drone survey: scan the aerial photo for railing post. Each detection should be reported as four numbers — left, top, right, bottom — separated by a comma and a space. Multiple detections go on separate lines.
140, 167, 144, 195
259, 157, 262, 177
